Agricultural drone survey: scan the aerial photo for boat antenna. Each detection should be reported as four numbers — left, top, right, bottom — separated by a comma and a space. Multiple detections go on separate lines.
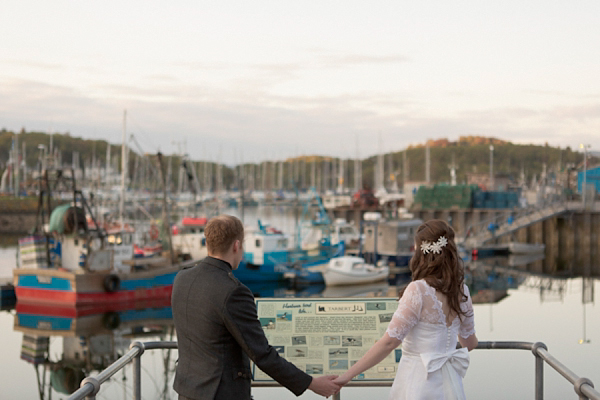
120, 109, 127, 233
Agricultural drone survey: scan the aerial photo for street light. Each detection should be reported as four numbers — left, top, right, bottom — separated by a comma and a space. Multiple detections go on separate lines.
580, 144, 591, 209
489, 145, 494, 190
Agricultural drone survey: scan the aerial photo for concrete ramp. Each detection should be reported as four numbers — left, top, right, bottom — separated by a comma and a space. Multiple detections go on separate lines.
461, 202, 569, 249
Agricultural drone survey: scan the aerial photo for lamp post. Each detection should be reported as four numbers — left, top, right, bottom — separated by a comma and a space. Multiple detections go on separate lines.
580, 144, 590, 209
489, 145, 494, 190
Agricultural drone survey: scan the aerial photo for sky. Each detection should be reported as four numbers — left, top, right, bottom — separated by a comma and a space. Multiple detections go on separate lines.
1, 0, 599, 164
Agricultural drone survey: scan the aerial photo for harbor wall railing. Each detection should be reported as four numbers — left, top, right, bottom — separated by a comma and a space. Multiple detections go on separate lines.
67, 340, 599, 400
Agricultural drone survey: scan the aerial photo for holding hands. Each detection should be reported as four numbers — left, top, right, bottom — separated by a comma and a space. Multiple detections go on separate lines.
332, 375, 351, 387
308, 375, 342, 398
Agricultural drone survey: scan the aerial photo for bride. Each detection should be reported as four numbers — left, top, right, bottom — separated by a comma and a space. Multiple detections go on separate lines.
333, 219, 478, 400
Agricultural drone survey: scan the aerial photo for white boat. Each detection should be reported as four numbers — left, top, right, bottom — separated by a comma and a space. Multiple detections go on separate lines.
171, 217, 209, 260
323, 256, 389, 286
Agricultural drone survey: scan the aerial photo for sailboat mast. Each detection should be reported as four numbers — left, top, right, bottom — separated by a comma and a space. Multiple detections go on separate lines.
120, 109, 127, 230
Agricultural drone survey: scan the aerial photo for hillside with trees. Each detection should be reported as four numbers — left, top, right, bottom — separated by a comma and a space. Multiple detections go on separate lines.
0, 129, 587, 192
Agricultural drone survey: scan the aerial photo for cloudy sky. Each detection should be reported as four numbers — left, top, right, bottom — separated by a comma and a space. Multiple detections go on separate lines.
1, 1, 599, 164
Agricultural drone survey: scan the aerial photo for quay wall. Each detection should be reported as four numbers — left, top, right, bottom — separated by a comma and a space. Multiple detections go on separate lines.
0, 211, 37, 234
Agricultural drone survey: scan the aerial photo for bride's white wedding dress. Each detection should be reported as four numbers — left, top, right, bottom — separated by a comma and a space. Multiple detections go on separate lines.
386, 279, 476, 400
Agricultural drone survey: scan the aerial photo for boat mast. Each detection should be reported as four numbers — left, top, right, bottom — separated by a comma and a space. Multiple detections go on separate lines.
120, 109, 127, 230
157, 152, 175, 265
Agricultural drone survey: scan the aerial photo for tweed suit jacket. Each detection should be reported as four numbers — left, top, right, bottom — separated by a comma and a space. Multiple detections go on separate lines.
172, 257, 313, 400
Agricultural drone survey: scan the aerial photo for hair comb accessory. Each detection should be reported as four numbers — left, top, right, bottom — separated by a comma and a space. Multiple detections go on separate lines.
420, 236, 448, 254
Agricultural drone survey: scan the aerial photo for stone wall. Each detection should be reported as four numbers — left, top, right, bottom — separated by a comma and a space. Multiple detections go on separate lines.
0, 211, 37, 234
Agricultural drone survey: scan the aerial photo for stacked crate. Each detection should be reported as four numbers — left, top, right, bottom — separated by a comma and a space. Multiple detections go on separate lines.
412, 185, 476, 209
18, 235, 49, 269
472, 191, 519, 209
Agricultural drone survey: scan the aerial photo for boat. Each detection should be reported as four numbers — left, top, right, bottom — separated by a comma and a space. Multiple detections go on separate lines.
171, 216, 209, 260
232, 220, 345, 283
12, 165, 195, 307
283, 267, 325, 286
13, 228, 195, 306
301, 218, 360, 251
361, 216, 423, 266
322, 256, 390, 286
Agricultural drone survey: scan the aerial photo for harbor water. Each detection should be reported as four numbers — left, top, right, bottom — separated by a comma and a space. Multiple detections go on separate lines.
1, 207, 599, 399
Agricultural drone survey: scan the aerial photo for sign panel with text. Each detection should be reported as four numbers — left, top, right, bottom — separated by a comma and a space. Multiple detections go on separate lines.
253, 297, 400, 382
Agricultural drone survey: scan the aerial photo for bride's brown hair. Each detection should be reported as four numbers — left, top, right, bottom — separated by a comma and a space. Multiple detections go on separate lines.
400, 219, 470, 321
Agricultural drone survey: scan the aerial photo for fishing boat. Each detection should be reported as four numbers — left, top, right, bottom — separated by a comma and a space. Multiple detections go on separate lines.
301, 218, 360, 251
12, 164, 194, 307
232, 220, 345, 283
13, 223, 195, 306
361, 216, 423, 266
171, 216, 209, 260
322, 256, 389, 286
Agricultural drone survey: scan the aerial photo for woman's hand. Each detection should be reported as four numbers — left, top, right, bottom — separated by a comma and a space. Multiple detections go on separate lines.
332, 375, 351, 386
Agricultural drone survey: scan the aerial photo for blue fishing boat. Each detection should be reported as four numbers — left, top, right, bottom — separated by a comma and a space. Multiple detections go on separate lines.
232, 220, 345, 283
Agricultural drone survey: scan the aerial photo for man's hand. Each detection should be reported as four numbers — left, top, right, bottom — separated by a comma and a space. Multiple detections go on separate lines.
308, 375, 341, 398
332, 376, 350, 386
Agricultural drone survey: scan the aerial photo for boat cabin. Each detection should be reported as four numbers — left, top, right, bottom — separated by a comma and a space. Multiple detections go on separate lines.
171, 217, 209, 260
362, 218, 423, 265
243, 228, 290, 266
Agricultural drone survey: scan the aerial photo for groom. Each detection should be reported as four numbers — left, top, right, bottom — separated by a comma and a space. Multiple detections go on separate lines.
172, 215, 340, 399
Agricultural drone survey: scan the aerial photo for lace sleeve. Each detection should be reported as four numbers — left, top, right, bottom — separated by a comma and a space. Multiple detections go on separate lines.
386, 281, 423, 341
459, 284, 476, 339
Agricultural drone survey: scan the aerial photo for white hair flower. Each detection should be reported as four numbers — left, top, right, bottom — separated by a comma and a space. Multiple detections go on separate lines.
420, 236, 448, 255
420, 241, 431, 254
438, 236, 448, 247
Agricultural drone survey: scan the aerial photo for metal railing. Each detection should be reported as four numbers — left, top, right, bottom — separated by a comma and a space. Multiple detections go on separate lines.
68, 340, 599, 400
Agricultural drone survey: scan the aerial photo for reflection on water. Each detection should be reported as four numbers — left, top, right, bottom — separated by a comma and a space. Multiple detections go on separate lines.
1, 230, 599, 399
13, 298, 176, 399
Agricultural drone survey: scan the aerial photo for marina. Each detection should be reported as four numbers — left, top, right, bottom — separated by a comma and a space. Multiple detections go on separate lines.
1, 145, 599, 398
3, 2, 600, 398
0, 205, 599, 399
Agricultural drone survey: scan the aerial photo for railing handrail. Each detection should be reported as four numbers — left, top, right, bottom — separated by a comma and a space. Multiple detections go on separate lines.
68, 340, 600, 400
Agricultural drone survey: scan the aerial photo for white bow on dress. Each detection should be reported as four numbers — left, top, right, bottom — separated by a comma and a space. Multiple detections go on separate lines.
420, 348, 470, 400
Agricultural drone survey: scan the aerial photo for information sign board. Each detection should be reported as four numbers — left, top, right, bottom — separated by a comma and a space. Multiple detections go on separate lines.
253, 297, 400, 382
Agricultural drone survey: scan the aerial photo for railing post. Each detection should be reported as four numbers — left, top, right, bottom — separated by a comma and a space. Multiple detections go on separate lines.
532, 342, 547, 400
130, 341, 145, 400
574, 377, 594, 400
80, 376, 100, 400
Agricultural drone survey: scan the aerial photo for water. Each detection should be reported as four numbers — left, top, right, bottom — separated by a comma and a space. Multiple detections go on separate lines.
1, 207, 599, 399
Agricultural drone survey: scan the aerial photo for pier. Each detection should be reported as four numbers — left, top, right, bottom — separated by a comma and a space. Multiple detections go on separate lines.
332, 201, 600, 277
